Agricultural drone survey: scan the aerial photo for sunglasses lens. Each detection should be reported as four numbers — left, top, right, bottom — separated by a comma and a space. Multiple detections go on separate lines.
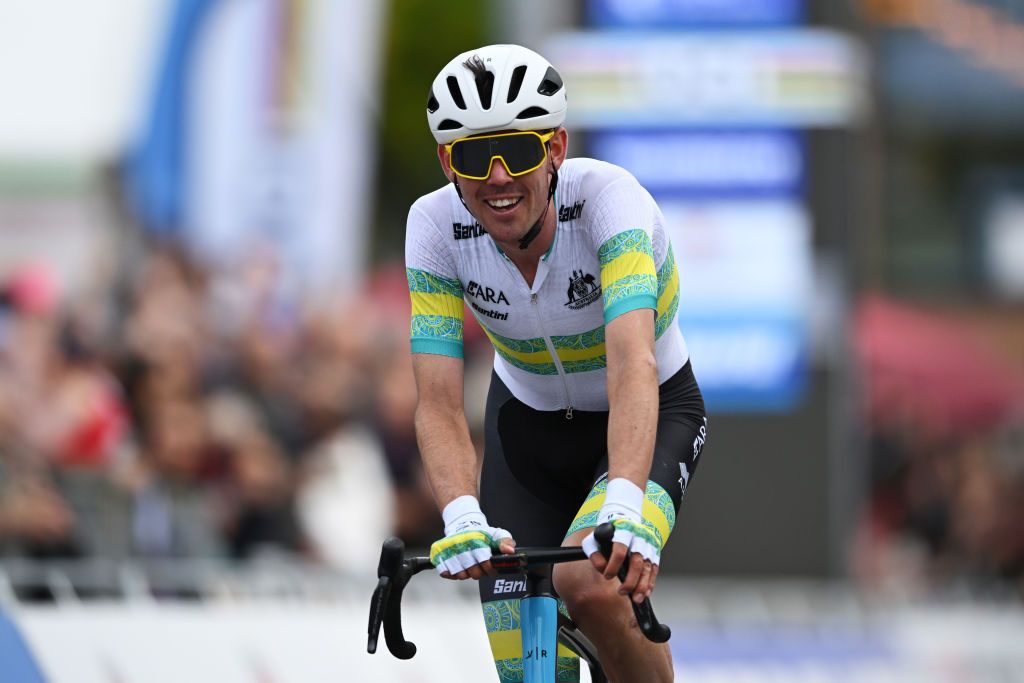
451, 134, 546, 179
499, 135, 547, 174
449, 138, 493, 178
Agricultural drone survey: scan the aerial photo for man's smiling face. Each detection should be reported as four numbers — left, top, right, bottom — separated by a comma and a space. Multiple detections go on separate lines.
438, 128, 567, 247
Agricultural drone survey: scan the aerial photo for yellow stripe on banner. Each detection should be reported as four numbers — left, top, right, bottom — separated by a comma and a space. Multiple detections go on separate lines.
557, 643, 576, 658
488, 629, 522, 661
601, 252, 657, 290
410, 291, 464, 319
657, 263, 679, 317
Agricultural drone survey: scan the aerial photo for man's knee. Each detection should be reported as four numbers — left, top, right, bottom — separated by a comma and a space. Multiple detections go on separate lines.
552, 562, 627, 624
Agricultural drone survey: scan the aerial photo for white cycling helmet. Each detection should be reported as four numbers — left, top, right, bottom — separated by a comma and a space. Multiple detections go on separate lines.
427, 44, 567, 144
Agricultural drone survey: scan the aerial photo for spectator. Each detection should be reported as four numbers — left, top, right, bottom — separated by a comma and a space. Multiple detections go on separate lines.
0, 476, 78, 559
207, 390, 305, 560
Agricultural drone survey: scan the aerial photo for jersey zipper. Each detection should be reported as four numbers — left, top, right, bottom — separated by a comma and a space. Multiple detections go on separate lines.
530, 292, 574, 419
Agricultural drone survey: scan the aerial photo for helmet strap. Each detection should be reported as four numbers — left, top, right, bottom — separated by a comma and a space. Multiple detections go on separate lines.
450, 162, 559, 252
451, 176, 478, 223
518, 166, 558, 251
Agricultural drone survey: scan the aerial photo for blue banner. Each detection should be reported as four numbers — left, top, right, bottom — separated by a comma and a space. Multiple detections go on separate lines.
669, 622, 895, 666
126, 0, 220, 235
0, 613, 48, 683
658, 198, 813, 412
679, 312, 809, 412
588, 0, 804, 27
590, 130, 804, 198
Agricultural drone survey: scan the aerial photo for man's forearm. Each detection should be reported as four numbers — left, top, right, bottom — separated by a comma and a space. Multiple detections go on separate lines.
415, 403, 481, 510
606, 354, 659, 489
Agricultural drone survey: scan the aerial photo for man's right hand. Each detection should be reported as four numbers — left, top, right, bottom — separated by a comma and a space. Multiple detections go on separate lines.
429, 495, 516, 579
429, 527, 516, 579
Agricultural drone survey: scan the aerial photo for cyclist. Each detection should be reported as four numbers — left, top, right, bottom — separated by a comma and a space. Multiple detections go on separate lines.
406, 44, 707, 683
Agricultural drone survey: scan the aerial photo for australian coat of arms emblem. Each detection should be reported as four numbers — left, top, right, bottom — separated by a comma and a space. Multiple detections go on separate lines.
565, 270, 601, 310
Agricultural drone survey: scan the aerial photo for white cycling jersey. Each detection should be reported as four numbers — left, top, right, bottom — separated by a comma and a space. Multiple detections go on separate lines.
405, 157, 688, 412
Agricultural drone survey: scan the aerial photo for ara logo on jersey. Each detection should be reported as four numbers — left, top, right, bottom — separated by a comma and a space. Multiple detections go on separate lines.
558, 199, 586, 223
680, 417, 708, 499
565, 270, 601, 310
467, 280, 509, 305
467, 280, 510, 321
692, 417, 708, 460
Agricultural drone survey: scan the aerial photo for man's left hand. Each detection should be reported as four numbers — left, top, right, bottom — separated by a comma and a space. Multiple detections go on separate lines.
582, 517, 663, 603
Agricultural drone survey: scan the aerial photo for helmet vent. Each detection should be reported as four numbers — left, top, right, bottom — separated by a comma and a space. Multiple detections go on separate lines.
476, 70, 495, 109
507, 65, 527, 103
437, 119, 462, 131
426, 89, 439, 114
463, 54, 494, 110
446, 76, 467, 110
517, 106, 549, 119
537, 67, 563, 96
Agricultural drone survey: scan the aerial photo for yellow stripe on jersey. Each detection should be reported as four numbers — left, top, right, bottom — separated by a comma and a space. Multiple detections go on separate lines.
410, 290, 464, 320
480, 328, 607, 365
408, 268, 465, 357
598, 230, 658, 323
656, 258, 679, 319
601, 250, 657, 293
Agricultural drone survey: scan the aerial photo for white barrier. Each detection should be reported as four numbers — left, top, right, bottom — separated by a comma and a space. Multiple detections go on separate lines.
5, 585, 1024, 682
14, 603, 497, 683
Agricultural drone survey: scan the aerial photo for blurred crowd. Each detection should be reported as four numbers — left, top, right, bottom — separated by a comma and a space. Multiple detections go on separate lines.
2, 242, 1023, 600
0, 244, 495, 578
856, 421, 1024, 598
852, 297, 1024, 598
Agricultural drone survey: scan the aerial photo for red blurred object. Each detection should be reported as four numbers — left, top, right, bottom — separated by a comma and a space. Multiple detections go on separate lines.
5, 262, 60, 315
854, 295, 1024, 439
57, 378, 129, 467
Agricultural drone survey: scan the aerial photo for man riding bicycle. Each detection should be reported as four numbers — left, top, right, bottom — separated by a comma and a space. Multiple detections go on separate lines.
406, 44, 708, 683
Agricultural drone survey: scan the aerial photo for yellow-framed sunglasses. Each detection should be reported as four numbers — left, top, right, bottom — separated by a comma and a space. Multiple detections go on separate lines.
445, 130, 555, 180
